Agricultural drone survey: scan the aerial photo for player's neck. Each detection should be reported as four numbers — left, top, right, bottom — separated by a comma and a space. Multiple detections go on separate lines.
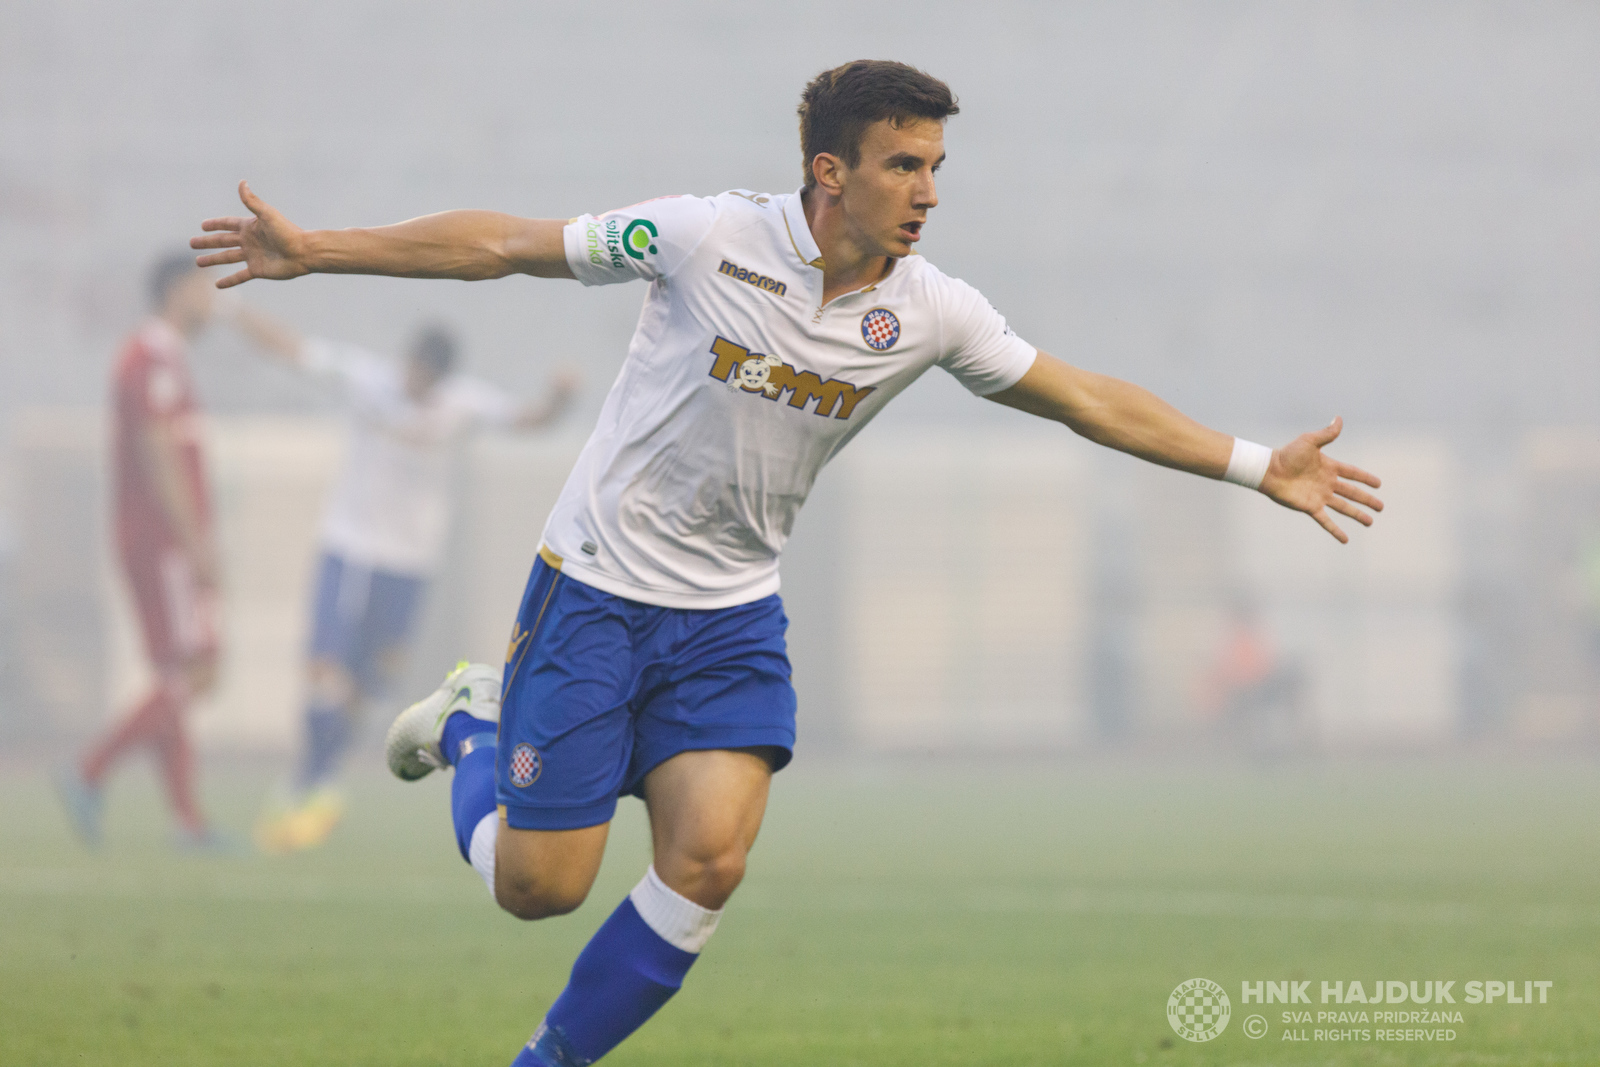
802, 188, 891, 305
157, 307, 200, 341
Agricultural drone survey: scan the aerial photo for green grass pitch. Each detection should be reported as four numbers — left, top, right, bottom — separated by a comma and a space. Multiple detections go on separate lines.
1, 753, 1596, 1065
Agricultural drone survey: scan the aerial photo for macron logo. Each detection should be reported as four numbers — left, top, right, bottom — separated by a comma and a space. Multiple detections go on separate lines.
716, 259, 787, 298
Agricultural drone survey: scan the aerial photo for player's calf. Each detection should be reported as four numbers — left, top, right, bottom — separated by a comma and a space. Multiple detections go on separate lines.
514, 865, 725, 1067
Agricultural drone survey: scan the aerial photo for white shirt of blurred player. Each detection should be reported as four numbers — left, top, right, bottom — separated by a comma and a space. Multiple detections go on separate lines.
549, 189, 1037, 609
304, 340, 519, 576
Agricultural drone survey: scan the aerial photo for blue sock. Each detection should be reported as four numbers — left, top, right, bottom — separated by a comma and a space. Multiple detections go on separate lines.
440, 710, 487, 766
444, 712, 497, 862
511, 897, 699, 1066
295, 702, 352, 792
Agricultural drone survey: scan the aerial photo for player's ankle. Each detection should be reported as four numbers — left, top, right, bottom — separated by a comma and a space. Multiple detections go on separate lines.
441, 710, 495, 767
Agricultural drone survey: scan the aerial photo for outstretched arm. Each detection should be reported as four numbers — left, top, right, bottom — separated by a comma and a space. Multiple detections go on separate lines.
191, 181, 573, 289
226, 303, 308, 365
514, 368, 581, 431
987, 352, 1384, 543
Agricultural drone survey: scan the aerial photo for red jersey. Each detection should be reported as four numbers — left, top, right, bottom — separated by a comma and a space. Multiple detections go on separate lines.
112, 318, 211, 559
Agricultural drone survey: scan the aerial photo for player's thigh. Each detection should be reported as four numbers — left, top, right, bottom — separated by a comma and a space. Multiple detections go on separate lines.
642, 747, 777, 906
305, 656, 357, 707
352, 568, 426, 697
627, 592, 796, 819
305, 553, 366, 681
498, 561, 641, 830
494, 816, 611, 917
124, 546, 219, 693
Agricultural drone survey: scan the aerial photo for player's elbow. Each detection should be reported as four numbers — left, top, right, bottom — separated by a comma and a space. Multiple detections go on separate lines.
437, 252, 515, 282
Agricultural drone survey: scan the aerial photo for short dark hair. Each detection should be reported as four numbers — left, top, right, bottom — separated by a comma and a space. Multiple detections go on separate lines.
409, 324, 459, 379
797, 61, 958, 188
148, 251, 199, 310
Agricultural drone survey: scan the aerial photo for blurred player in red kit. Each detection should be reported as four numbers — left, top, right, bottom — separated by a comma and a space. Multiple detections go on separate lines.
57, 252, 230, 851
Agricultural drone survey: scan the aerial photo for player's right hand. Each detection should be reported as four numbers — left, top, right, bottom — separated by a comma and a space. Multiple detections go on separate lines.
191, 181, 308, 289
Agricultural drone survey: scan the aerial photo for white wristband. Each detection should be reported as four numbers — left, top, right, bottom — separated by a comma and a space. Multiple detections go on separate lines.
1223, 438, 1272, 490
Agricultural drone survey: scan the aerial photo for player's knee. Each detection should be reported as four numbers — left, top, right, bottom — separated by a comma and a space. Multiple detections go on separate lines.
494, 869, 590, 921
307, 660, 355, 707
373, 645, 409, 687
704, 849, 748, 900
183, 653, 219, 698
667, 848, 747, 910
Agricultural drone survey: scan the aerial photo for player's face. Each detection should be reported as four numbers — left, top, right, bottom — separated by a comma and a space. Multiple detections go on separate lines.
840, 117, 944, 259
165, 272, 216, 337
405, 355, 446, 399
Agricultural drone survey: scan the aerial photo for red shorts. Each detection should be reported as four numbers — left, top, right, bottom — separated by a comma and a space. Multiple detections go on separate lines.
122, 545, 220, 672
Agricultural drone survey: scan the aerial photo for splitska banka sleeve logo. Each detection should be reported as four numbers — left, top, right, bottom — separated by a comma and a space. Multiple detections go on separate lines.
581, 216, 659, 270
622, 219, 659, 260
707, 337, 875, 419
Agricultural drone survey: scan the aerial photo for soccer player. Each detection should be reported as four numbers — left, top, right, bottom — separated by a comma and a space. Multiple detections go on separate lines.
224, 306, 578, 852
56, 253, 228, 851
192, 61, 1383, 1065
1197, 595, 1308, 750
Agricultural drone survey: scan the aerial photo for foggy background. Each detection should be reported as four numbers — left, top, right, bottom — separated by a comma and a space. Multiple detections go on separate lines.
3, 0, 1599, 759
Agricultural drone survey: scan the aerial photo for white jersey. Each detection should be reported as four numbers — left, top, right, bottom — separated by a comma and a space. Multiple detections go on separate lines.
304, 339, 520, 576
546, 188, 1037, 609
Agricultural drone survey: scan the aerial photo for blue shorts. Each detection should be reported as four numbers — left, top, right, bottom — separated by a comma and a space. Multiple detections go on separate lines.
308, 551, 427, 698
496, 555, 796, 831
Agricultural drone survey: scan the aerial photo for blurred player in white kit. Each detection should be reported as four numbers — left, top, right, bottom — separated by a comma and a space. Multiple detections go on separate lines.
228, 306, 576, 852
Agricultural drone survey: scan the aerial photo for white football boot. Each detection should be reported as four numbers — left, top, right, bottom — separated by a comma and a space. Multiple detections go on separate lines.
384, 661, 502, 781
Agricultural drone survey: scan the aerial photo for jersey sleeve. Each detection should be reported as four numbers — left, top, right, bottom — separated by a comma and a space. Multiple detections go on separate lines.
301, 337, 392, 394
562, 195, 716, 286
935, 276, 1038, 397
448, 376, 521, 431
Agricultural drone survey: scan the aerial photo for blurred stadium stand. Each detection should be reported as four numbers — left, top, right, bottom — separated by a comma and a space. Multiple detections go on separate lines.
1224, 438, 1461, 749
4, 2, 1598, 755
10, 409, 107, 742
1516, 429, 1600, 744
826, 430, 1092, 752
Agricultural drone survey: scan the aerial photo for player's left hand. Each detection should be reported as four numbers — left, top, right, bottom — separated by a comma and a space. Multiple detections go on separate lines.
1259, 417, 1383, 544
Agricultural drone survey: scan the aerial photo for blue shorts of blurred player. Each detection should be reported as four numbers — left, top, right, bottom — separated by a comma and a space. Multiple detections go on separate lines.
257, 550, 426, 852
308, 551, 427, 699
